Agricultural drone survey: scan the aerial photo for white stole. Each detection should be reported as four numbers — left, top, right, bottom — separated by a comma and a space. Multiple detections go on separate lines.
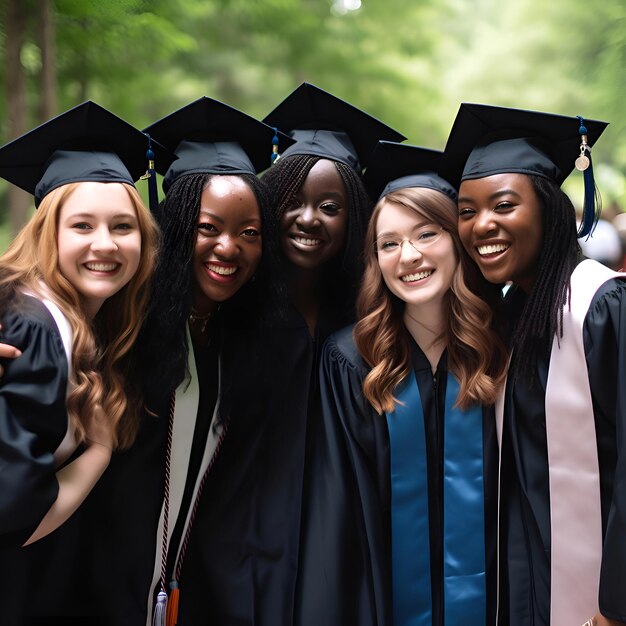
145, 325, 222, 625
495, 259, 624, 625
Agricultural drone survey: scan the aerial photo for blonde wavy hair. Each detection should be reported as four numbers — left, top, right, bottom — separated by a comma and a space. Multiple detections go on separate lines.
0, 182, 159, 449
354, 187, 508, 413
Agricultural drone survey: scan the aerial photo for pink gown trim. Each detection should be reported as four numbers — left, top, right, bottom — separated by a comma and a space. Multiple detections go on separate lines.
496, 259, 624, 625
545, 259, 620, 625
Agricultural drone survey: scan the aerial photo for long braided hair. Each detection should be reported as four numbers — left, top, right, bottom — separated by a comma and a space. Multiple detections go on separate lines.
137, 172, 274, 406
507, 174, 582, 379
261, 153, 372, 324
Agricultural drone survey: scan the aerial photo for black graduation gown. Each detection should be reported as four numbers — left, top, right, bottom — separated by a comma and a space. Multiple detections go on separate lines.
0, 295, 98, 626
295, 325, 498, 626
498, 277, 626, 625
76, 328, 220, 626
177, 304, 343, 626
0, 296, 68, 545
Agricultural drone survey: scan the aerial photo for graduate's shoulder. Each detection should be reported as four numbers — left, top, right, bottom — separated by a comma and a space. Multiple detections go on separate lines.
1, 293, 65, 356
323, 323, 367, 372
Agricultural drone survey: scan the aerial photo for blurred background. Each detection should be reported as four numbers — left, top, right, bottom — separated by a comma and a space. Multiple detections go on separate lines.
1, 0, 625, 256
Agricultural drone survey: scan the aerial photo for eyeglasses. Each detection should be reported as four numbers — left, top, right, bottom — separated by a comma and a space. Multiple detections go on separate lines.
375, 225, 444, 256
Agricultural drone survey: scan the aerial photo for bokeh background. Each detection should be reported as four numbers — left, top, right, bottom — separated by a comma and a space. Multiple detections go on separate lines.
1, 0, 624, 251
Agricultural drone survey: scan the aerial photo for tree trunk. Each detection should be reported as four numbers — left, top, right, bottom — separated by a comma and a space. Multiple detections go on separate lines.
37, 0, 57, 123
5, 0, 32, 235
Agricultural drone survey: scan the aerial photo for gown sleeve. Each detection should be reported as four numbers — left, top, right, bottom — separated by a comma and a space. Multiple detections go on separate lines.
0, 304, 69, 546
295, 326, 392, 626
583, 278, 626, 621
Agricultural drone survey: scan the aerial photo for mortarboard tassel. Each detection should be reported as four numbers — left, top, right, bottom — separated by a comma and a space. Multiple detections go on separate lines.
271, 127, 280, 166
141, 133, 159, 213
575, 116, 601, 238
152, 590, 167, 626
166, 580, 180, 626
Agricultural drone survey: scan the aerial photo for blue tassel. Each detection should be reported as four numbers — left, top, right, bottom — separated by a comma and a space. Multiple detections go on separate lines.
271, 127, 280, 165
143, 132, 159, 213
575, 116, 600, 238
152, 590, 167, 626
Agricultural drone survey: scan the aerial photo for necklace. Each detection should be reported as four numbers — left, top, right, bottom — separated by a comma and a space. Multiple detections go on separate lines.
188, 308, 213, 334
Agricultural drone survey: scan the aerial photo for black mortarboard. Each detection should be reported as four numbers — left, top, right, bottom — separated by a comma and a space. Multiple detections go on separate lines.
143, 97, 294, 193
440, 103, 609, 236
363, 141, 457, 202
263, 83, 406, 172
0, 100, 164, 208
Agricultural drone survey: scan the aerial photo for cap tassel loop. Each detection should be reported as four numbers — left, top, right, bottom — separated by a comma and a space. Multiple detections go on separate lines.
575, 116, 601, 238
152, 590, 167, 626
141, 133, 159, 213
166, 580, 180, 626
271, 127, 280, 166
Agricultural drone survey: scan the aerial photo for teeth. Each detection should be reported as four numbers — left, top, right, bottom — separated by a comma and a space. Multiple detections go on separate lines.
401, 270, 432, 282
85, 262, 118, 272
208, 264, 237, 276
477, 243, 509, 255
294, 236, 321, 246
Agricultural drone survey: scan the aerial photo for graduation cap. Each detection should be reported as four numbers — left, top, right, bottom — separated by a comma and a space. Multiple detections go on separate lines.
440, 103, 609, 237
263, 82, 406, 172
143, 97, 295, 194
0, 100, 166, 209
363, 141, 457, 202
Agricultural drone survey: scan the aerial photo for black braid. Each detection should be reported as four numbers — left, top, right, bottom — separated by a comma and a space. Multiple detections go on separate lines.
508, 175, 581, 380
261, 154, 373, 322
137, 172, 275, 405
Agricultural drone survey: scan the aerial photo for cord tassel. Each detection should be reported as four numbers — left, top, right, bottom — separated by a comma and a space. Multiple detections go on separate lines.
271, 127, 280, 166
576, 116, 601, 238
153, 590, 167, 626
166, 580, 180, 626
142, 132, 159, 213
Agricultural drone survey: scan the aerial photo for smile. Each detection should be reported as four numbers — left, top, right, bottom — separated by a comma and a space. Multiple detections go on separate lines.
401, 270, 433, 282
84, 262, 119, 272
477, 243, 510, 256
292, 235, 322, 247
207, 263, 237, 276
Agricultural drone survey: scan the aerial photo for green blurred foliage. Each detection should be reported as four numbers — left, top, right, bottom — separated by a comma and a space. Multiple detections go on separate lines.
0, 0, 624, 241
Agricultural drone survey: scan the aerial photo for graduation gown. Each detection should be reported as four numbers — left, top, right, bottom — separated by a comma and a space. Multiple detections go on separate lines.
0, 296, 69, 545
497, 259, 626, 625
295, 325, 498, 626
177, 304, 343, 626
77, 324, 221, 626
0, 295, 97, 626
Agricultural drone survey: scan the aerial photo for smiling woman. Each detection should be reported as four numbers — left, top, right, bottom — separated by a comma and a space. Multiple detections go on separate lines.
458, 173, 543, 292
76, 96, 291, 626
278, 158, 349, 275
56, 182, 143, 319
0, 101, 160, 623
441, 103, 626, 626
299, 141, 508, 626
192, 176, 262, 311
172, 83, 405, 626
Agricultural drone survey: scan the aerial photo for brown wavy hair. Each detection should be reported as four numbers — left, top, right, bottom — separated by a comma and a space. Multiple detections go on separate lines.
0, 182, 159, 448
354, 187, 508, 413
